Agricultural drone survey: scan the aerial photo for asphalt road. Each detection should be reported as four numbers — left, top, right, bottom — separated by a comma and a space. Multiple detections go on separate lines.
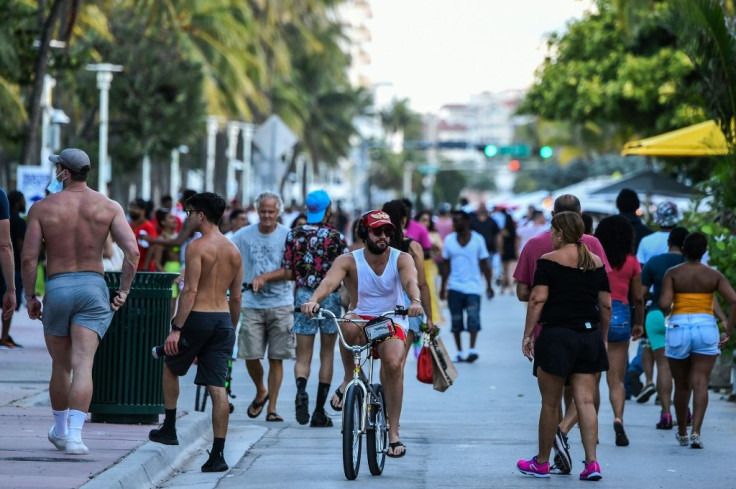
161, 292, 736, 489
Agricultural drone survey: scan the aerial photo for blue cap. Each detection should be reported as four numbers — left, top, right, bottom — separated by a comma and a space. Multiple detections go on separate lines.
306, 190, 330, 223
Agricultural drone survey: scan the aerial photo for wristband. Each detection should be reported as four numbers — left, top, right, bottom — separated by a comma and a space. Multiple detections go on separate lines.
25, 294, 36, 300
411, 298, 421, 304
170, 319, 183, 331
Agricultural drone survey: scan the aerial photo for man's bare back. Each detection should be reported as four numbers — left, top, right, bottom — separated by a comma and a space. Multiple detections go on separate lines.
186, 232, 242, 312
26, 188, 134, 277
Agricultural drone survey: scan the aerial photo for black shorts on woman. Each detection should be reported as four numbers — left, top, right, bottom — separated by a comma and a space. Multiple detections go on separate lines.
534, 325, 609, 378
165, 311, 235, 387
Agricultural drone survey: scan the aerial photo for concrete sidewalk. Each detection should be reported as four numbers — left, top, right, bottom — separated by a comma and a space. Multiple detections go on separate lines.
0, 308, 219, 489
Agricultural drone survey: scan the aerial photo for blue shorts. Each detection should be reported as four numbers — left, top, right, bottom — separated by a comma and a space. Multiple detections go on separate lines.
608, 300, 631, 343
665, 314, 720, 359
293, 287, 340, 335
447, 290, 481, 333
42, 272, 114, 339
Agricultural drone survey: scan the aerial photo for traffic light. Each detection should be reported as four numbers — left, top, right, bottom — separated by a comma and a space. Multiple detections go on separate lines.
484, 144, 498, 157
539, 145, 553, 159
508, 159, 520, 172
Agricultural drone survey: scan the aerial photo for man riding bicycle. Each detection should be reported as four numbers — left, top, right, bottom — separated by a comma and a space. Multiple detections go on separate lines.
302, 210, 423, 458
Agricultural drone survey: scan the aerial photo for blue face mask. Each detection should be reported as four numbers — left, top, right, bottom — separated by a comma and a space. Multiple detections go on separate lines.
46, 171, 65, 194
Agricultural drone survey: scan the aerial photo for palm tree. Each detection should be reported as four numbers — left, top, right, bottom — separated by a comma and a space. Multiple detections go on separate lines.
270, 3, 371, 198
132, 0, 268, 118
19, 0, 74, 165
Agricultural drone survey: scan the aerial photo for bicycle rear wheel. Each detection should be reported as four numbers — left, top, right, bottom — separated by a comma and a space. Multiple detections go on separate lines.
342, 384, 363, 480
366, 384, 387, 476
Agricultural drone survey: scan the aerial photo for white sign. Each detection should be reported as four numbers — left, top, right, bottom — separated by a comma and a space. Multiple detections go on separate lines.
252, 115, 298, 161
17, 165, 52, 207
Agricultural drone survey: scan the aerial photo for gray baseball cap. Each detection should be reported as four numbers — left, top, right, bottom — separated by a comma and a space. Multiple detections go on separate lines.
49, 148, 91, 171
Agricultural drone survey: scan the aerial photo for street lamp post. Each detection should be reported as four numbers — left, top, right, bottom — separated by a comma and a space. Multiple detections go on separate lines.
205, 116, 220, 192
86, 63, 123, 196
226, 122, 240, 200
239, 123, 254, 206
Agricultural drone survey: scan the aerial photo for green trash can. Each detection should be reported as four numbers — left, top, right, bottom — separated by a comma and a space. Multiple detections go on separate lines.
89, 271, 179, 423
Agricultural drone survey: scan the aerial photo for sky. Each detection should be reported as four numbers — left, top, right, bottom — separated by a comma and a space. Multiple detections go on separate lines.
367, 0, 594, 113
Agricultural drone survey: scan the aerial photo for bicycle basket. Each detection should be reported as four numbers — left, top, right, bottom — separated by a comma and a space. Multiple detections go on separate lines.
364, 317, 396, 343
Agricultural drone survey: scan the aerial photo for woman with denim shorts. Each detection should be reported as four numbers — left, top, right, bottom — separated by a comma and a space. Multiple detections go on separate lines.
594, 216, 644, 447
659, 232, 736, 449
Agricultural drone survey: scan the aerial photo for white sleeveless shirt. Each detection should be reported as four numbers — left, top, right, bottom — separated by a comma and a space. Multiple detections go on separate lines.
351, 248, 409, 330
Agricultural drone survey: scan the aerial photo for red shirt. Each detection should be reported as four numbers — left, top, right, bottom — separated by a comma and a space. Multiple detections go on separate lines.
608, 254, 641, 304
513, 231, 612, 286
132, 220, 158, 271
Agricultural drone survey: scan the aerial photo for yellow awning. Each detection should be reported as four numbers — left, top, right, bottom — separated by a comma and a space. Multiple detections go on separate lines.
621, 120, 730, 156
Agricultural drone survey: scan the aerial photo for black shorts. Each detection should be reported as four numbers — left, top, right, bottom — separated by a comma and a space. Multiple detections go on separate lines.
533, 326, 609, 378
165, 311, 235, 387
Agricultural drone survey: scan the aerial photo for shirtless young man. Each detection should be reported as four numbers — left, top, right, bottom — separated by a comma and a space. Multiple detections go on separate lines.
21, 148, 139, 455
148, 192, 243, 473
301, 210, 424, 458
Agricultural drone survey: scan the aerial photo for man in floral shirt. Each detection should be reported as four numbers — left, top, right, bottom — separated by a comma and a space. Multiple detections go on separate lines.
252, 190, 347, 426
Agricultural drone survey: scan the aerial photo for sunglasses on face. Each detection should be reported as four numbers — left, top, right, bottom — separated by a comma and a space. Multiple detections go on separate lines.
186, 209, 202, 216
369, 226, 393, 237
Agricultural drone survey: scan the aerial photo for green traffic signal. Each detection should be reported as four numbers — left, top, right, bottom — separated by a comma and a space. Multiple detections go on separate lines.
540, 145, 553, 159
484, 144, 498, 157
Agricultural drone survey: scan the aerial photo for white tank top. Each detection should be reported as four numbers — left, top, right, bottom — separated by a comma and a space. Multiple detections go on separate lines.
352, 248, 409, 329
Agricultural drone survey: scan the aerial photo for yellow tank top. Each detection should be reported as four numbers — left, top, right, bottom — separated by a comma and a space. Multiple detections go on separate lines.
672, 293, 713, 315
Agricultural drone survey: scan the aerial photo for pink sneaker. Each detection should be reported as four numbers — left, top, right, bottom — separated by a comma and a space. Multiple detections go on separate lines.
580, 460, 602, 481
517, 456, 550, 478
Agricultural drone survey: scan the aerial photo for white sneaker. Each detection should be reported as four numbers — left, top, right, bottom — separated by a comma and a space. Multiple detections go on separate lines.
453, 351, 467, 362
65, 438, 89, 455
48, 425, 67, 451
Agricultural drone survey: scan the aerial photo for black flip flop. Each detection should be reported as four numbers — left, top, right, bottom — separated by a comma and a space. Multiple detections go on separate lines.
266, 412, 284, 422
330, 387, 345, 412
247, 394, 269, 418
387, 441, 406, 458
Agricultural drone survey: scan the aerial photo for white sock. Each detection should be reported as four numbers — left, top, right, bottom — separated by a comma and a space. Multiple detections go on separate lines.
52, 409, 69, 436
68, 409, 87, 442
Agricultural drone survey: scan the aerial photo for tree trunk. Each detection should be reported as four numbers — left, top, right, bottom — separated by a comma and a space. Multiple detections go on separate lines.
20, 0, 66, 166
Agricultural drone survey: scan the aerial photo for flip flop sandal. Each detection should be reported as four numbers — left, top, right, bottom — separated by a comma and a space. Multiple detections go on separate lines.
266, 412, 284, 422
247, 394, 269, 419
330, 387, 345, 412
387, 441, 406, 458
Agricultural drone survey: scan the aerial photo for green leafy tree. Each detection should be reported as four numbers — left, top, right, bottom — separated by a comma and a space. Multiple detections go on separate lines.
69, 8, 205, 197
432, 169, 466, 206
519, 0, 704, 142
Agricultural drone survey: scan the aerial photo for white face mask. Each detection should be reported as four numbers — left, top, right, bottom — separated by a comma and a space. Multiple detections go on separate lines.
46, 170, 67, 194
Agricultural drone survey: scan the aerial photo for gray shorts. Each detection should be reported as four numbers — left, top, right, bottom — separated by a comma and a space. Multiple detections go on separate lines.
238, 305, 295, 360
42, 272, 114, 339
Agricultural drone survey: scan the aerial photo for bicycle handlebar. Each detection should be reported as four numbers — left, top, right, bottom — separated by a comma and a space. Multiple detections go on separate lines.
295, 306, 410, 351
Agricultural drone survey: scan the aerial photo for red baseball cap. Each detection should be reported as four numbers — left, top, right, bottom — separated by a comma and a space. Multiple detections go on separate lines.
362, 210, 395, 231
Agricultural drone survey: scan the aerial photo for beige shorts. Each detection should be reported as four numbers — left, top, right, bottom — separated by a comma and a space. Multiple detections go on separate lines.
238, 305, 295, 360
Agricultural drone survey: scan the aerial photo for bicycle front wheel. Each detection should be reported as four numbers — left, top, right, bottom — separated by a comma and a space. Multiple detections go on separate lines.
366, 384, 387, 476
342, 384, 363, 480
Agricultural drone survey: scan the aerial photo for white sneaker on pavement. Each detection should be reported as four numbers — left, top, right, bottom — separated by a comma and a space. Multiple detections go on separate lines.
48, 425, 67, 451
65, 438, 89, 455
